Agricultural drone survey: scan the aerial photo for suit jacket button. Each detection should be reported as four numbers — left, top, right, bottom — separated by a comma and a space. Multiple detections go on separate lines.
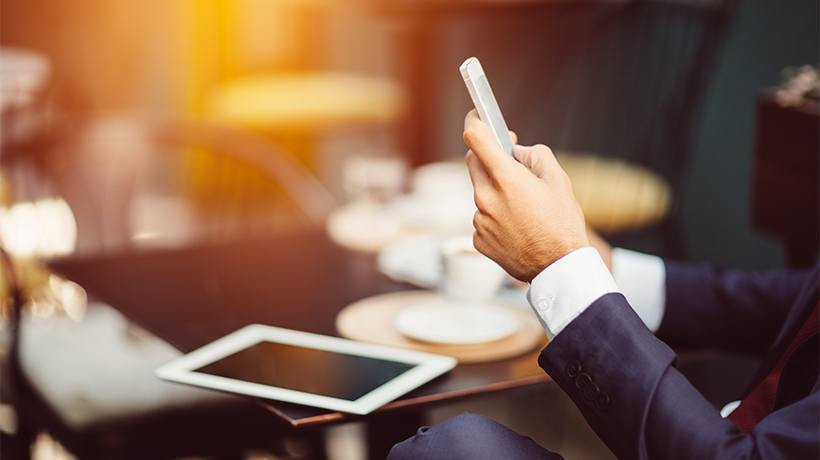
574, 372, 593, 390
565, 360, 582, 379
582, 382, 599, 402
594, 392, 611, 412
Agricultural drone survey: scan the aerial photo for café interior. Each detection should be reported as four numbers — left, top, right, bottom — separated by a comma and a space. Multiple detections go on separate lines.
0, 1, 818, 459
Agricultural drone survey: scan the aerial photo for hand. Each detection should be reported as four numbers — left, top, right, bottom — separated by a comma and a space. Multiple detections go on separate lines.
463, 110, 589, 282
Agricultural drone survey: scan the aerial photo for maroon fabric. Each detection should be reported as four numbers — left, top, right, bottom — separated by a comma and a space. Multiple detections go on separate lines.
729, 302, 819, 433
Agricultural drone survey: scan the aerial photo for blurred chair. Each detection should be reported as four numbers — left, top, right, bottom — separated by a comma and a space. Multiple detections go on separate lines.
39, 117, 336, 253
511, 0, 736, 256
1, 117, 335, 459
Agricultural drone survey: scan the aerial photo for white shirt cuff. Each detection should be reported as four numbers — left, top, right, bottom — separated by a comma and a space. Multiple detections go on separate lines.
611, 248, 666, 332
527, 247, 619, 340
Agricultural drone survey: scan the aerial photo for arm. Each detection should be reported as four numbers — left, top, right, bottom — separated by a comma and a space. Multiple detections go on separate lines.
590, 231, 811, 355
658, 262, 812, 354
541, 291, 819, 460
461, 110, 818, 459
523, 246, 817, 459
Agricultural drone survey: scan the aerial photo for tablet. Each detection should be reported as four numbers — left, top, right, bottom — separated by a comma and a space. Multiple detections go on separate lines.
155, 324, 457, 415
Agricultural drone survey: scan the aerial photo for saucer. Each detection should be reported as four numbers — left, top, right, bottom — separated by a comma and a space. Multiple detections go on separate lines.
394, 300, 520, 345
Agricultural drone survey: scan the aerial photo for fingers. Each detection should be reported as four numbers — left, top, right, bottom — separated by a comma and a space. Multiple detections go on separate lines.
509, 130, 518, 145
512, 144, 560, 179
465, 150, 491, 191
463, 110, 514, 177
466, 151, 500, 225
472, 212, 492, 253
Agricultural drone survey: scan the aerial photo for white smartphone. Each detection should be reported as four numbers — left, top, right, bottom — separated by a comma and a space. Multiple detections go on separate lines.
460, 57, 514, 155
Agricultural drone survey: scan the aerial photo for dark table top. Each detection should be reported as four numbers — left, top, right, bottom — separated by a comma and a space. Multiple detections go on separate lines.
48, 225, 548, 427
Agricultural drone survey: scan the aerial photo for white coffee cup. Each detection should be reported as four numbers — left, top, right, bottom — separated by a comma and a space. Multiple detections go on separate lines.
440, 235, 506, 303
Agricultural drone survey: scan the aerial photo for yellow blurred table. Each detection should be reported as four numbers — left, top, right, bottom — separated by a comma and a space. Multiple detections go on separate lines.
559, 152, 671, 233
207, 73, 406, 132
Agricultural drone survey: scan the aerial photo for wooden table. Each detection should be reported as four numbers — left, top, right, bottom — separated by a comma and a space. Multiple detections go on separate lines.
48, 225, 549, 454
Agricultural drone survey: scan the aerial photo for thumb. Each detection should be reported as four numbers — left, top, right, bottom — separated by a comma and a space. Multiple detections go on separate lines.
513, 144, 558, 178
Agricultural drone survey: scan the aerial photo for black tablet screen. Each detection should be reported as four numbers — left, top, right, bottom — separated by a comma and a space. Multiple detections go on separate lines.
193, 341, 415, 401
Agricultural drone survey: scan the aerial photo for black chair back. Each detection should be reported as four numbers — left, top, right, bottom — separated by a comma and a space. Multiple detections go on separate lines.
512, 0, 736, 192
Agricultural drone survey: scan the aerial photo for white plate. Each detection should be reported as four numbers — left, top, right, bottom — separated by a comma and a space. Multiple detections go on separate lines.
394, 301, 520, 345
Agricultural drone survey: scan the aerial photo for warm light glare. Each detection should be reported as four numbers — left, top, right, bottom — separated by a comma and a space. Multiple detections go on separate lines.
0, 198, 77, 257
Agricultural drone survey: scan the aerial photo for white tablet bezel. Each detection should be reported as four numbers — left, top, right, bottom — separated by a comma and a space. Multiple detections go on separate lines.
155, 324, 457, 415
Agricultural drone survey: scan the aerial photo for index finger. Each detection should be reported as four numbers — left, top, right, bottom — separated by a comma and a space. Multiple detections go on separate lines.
463, 110, 513, 177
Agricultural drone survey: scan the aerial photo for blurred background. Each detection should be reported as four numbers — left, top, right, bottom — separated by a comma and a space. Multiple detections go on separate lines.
0, 0, 817, 459
1, 0, 816, 265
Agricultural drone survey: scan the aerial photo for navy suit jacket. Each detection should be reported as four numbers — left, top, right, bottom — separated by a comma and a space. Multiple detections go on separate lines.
539, 262, 819, 459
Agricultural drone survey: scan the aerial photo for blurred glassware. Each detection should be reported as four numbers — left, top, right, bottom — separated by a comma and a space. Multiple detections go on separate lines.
378, 234, 442, 288
0, 48, 54, 156
342, 152, 408, 204
26, 273, 87, 321
327, 160, 475, 253
398, 162, 474, 233
0, 47, 85, 325
0, 255, 87, 323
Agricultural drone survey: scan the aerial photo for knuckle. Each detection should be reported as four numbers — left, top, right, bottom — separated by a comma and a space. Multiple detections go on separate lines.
473, 191, 489, 211
535, 143, 553, 154
472, 232, 490, 256
472, 209, 489, 231
472, 231, 482, 248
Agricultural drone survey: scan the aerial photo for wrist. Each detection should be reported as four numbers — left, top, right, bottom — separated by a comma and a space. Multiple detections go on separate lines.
524, 237, 589, 282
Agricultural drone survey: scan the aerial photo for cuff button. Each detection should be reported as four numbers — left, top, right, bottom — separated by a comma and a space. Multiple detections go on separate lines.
536, 298, 551, 312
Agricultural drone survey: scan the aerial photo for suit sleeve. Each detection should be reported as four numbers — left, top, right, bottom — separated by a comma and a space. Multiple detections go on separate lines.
539, 293, 819, 460
657, 262, 812, 354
